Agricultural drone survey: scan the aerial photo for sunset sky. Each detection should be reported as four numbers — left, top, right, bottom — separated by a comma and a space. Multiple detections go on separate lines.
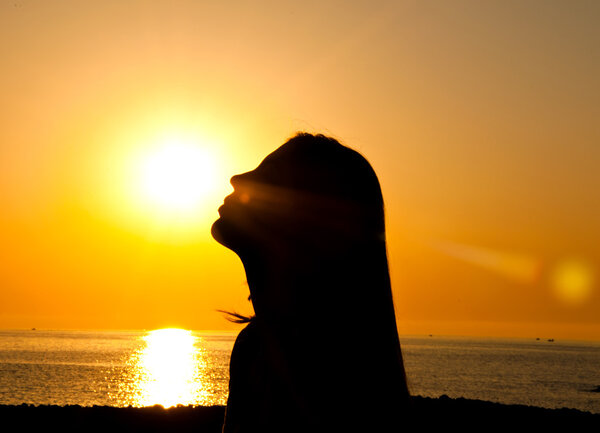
1, 1, 598, 340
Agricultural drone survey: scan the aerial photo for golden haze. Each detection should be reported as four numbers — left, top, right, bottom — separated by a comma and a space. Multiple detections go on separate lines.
0, 1, 598, 340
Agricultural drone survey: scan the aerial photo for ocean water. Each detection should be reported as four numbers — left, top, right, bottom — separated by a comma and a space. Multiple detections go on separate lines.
0, 329, 598, 413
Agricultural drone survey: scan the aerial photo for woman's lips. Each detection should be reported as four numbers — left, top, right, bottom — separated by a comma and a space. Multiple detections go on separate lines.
218, 202, 232, 214
218, 194, 243, 215
218, 200, 233, 215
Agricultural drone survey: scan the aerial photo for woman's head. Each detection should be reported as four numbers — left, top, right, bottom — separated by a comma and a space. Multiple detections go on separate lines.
211, 132, 385, 260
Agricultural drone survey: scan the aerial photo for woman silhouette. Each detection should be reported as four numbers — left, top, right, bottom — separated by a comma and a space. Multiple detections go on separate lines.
212, 133, 409, 432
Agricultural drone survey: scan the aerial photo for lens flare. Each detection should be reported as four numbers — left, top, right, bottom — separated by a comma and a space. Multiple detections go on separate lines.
550, 259, 595, 306
431, 240, 541, 284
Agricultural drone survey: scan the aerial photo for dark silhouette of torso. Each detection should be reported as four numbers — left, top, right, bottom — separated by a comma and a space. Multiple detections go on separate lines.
224, 318, 407, 433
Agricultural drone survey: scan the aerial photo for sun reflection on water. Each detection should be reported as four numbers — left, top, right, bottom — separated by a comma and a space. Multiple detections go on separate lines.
114, 328, 214, 408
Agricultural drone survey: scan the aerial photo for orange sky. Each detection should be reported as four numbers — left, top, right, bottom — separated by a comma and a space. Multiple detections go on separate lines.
1, 1, 598, 340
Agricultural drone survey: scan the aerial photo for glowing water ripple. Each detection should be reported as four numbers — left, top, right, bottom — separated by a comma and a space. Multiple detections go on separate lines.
113, 328, 214, 407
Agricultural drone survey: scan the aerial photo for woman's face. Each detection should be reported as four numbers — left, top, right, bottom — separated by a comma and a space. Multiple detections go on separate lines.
211, 139, 374, 257
211, 146, 295, 254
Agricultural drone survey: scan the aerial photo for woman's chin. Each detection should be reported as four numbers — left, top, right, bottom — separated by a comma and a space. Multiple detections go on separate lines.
211, 218, 227, 246
212, 218, 242, 252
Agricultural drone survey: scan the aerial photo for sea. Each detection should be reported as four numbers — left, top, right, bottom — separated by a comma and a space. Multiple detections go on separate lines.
0, 329, 598, 414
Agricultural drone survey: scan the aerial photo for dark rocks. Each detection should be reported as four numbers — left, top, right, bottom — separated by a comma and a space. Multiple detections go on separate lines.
0, 404, 226, 433
0, 397, 597, 432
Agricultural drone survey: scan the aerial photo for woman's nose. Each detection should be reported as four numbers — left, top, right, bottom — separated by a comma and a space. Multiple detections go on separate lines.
231, 171, 254, 188
230, 174, 242, 188
230, 173, 252, 204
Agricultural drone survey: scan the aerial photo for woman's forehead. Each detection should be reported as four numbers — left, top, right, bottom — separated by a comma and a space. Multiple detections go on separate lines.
261, 143, 293, 164
248, 145, 295, 177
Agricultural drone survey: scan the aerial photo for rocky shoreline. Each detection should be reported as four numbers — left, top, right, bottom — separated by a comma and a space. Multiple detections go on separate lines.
1, 395, 597, 432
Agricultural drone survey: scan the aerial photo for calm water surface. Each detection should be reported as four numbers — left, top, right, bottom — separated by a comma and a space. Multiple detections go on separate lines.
0, 330, 598, 413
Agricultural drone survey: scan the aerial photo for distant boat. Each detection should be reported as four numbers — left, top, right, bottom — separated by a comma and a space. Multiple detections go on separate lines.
547, 338, 554, 342
31, 328, 36, 331
535, 337, 540, 341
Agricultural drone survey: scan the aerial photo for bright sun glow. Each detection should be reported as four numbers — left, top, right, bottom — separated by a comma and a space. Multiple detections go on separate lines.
112, 328, 223, 407
133, 328, 209, 408
138, 139, 216, 212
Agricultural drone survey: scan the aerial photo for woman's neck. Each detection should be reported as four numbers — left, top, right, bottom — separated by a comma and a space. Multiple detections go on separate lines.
240, 250, 302, 323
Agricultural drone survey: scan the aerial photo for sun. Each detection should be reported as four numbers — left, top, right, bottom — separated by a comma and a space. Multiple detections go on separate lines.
137, 138, 216, 213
